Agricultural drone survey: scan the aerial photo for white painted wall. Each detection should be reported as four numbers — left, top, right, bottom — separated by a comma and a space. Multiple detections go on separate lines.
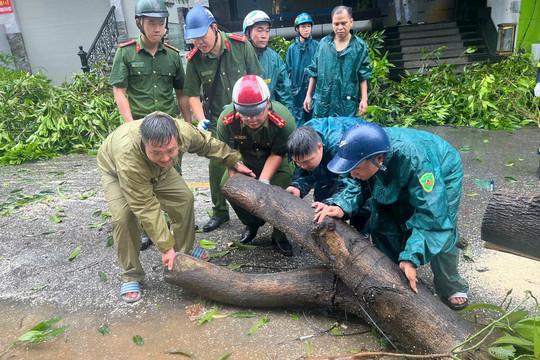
122, 0, 182, 39
13, 0, 111, 84
487, 0, 520, 29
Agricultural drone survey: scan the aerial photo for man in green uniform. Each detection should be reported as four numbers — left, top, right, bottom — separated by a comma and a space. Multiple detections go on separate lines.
217, 75, 296, 256
109, 0, 191, 250
183, 6, 264, 233
243, 10, 293, 112
314, 122, 469, 310
98, 111, 254, 303
109, 0, 190, 123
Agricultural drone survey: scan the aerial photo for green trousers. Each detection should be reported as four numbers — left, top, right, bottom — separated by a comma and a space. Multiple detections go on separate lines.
100, 169, 195, 283
220, 156, 294, 242
208, 128, 229, 217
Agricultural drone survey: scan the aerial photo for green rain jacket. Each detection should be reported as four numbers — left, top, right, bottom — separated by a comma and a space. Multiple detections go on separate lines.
258, 47, 294, 112
290, 117, 364, 212
361, 128, 463, 267
97, 119, 240, 253
306, 32, 372, 118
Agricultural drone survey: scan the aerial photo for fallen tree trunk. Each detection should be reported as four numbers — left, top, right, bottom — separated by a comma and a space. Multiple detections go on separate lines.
481, 192, 540, 261
164, 254, 360, 313
219, 174, 476, 354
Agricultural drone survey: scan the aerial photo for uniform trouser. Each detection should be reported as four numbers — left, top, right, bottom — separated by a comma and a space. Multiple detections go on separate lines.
220, 157, 294, 242
208, 128, 229, 217
100, 169, 195, 283
394, 0, 410, 22
370, 216, 469, 299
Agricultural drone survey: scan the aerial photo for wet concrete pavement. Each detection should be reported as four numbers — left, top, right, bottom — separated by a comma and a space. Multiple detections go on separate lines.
0, 125, 539, 359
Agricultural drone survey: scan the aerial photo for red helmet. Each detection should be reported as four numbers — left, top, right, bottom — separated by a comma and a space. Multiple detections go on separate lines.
232, 75, 270, 117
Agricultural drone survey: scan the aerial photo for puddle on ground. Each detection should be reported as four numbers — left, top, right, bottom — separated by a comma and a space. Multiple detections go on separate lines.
0, 301, 378, 359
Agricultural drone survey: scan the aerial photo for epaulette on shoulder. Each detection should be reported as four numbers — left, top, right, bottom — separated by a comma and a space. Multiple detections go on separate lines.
164, 43, 181, 53
268, 110, 286, 128
186, 47, 198, 61
118, 39, 136, 48
229, 33, 248, 42
222, 112, 237, 125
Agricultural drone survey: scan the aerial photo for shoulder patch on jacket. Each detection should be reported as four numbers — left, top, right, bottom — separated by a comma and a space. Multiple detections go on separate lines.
164, 43, 180, 53
229, 33, 247, 42
186, 48, 198, 61
268, 111, 286, 128
118, 39, 136, 48
419, 172, 435, 192
222, 112, 237, 125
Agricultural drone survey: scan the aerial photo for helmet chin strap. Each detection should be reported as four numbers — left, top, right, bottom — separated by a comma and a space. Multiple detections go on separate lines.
208, 26, 219, 53
369, 157, 387, 172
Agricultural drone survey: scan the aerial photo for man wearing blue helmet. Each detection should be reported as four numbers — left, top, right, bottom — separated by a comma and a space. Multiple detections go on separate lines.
243, 10, 293, 113
286, 13, 319, 127
314, 122, 470, 311
183, 6, 264, 233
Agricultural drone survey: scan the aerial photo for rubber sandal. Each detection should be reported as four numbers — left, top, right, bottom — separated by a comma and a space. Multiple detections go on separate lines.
120, 281, 142, 303
191, 248, 210, 262
443, 292, 468, 311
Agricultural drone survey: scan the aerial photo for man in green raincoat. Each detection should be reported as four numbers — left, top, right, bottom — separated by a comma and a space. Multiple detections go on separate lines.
314, 122, 469, 311
303, 6, 372, 118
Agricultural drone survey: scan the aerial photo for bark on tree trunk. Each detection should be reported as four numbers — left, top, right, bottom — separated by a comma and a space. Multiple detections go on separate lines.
218, 174, 477, 354
481, 192, 540, 261
164, 255, 361, 313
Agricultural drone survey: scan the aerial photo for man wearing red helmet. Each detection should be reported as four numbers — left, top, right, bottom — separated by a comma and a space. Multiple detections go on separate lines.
217, 75, 296, 256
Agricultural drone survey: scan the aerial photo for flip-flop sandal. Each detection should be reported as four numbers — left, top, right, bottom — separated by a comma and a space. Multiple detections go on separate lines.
120, 281, 142, 303
443, 292, 468, 311
191, 247, 210, 262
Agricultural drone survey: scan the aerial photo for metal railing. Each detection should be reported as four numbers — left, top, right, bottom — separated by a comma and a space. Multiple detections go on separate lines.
78, 6, 118, 73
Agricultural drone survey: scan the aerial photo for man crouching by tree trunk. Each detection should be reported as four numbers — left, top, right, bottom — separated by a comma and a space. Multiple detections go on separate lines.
314, 122, 470, 311
97, 111, 255, 303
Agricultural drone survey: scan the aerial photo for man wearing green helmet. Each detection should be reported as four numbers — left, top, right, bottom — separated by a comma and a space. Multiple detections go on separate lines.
286, 12, 319, 127
109, 0, 191, 251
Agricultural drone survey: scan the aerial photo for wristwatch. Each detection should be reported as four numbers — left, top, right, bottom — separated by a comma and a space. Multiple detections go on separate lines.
234, 161, 243, 170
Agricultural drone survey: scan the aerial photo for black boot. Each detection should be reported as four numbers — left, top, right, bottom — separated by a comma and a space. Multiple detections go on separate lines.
239, 225, 259, 244
272, 237, 293, 256
140, 234, 154, 251
202, 215, 230, 232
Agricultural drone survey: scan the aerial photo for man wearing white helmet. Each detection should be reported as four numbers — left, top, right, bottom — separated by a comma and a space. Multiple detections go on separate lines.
217, 75, 296, 256
243, 10, 293, 113
183, 6, 264, 233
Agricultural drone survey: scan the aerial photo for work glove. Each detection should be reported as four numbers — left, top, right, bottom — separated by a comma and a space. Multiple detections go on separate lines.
535, 83, 540, 98
197, 119, 211, 131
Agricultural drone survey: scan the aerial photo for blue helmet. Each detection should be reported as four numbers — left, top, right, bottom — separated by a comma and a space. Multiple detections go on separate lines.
184, 6, 216, 39
328, 122, 391, 174
294, 12, 313, 30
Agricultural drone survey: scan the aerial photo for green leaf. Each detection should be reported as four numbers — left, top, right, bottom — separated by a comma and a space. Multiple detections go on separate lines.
198, 306, 218, 326
229, 312, 257, 318
55, 206, 64, 212
133, 335, 144, 346
463, 247, 473, 261
305, 340, 312, 356
230, 241, 257, 250
17, 330, 43, 342
524, 184, 535, 187
331, 327, 342, 336
164, 349, 194, 357
513, 317, 540, 342
489, 335, 534, 348
226, 264, 243, 270
459, 302, 505, 314
210, 250, 229, 258
248, 316, 270, 335
30, 317, 61, 331
465, 193, 479, 197
472, 157, 484, 163
97, 324, 110, 335
483, 139, 490, 143
486, 345, 516, 360
49, 214, 62, 223
98, 271, 107, 282
217, 352, 232, 360
105, 235, 114, 247
56, 186, 68, 199
505, 160, 514, 167
29, 325, 69, 343
30, 285, 47, 290
504, 177, 517, 183
68, 245, 82, 261
198, 239, 217, 249
291, 314, 299, 320
459, 146, 472, 151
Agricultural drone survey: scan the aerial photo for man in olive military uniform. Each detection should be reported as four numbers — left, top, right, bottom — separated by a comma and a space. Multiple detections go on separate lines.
109, 0, 191, 250
98, 111, 254, 303
217, 75, 296, 256
110, 0, 190, 123
183, 6, 264, 233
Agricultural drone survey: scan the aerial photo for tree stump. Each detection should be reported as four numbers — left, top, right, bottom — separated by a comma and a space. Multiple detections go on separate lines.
481, 192, 540, 261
